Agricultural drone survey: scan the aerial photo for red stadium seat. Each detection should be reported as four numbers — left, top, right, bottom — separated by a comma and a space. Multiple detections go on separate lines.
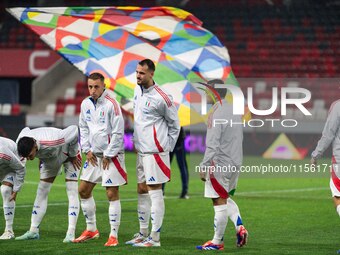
11, 104, 20, 116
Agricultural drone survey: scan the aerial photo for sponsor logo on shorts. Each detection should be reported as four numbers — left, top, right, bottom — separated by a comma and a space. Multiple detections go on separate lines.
105, 178, 113, 184
148, 176, 156, 182
70, 172, 77, 178
6, 176, 13, 181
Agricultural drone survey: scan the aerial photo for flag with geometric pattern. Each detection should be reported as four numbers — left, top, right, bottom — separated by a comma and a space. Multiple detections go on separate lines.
8, 6, 238, 126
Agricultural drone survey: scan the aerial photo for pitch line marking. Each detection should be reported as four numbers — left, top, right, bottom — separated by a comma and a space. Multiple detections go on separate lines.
10, 186, 329, 208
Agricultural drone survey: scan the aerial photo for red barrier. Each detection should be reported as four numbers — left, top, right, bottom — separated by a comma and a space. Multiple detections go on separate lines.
0, 49, 60, 77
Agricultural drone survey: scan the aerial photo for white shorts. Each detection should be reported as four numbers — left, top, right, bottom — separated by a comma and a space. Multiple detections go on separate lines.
39, 148, 80, 181
1, 173, 15, 185
330, 164, 340, 197
204, 165, 240, 199
136, 152, 171, 185
80, 154, 127, 187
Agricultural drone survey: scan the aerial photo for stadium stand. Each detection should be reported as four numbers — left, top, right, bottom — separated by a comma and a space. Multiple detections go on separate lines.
187, 0, 340, 78
0, 12, 49, 49
0, 103, 20, 116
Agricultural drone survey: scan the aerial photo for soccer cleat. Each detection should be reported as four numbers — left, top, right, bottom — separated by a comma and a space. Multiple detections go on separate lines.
125, 232, 146, 245
63, 233, 75, 243
0, 230, 15, 240
104, 236, 118, 247
73, 230, 99, 243
236, 225, 248, 247
15, 231, 39, 240
196, 240, 224, 250
133, 236, 160, 247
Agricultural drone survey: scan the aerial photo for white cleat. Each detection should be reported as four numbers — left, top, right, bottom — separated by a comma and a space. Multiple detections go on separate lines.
133, 236, 161, 247
125, 233, 146, 245
0, 230, 15, 240
15, 231, 39, 240
63, 233, 75, 243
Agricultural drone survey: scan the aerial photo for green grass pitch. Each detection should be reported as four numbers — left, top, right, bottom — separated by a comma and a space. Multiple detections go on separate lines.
0, 152, 338, 254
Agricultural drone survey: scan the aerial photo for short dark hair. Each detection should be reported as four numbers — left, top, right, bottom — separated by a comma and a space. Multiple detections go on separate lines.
88, 72, 105, 82
17, 137, 35, 157
207, 79, 227, 98
138, 59, 155, 72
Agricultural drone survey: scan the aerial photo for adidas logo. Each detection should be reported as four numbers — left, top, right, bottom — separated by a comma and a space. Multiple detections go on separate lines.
6, 176, 13, 181
70, 173, 77, 178
5, 212, 13, 216
138, 216, 144, 221
86, 109, 91, 114
148, 176, 156, 182
105, 179, 113, 184
32, 211, 38, 215
69, 212, 77, 216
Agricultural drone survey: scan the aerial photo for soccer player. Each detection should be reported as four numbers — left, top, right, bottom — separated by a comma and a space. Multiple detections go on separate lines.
196, 79, 248, 251
15, 126, 81, 243
311, 100, 340, 224
0, 137, 26, 240
125, 59, 180, 247
73, 72, 127, 247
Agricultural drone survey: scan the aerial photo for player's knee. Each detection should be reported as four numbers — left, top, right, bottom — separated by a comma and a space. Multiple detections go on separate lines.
78, 184, 91, 198
137, 183, 148, 194
212, 197, 227, 206
333, 196, 340, 207
147, 183, 162, 191
106, 186, 119, 200
78, 181, 94, 198
1, 184, 12, 197
78, 188, 91, 199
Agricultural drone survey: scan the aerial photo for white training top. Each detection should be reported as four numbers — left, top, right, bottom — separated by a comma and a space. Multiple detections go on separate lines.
200, 99, 243, 168
0, 137, 26, 192
312, 99, 340, 164
79, 89, 124, 158
17, 125, 79, 160
133, 84, 180, 154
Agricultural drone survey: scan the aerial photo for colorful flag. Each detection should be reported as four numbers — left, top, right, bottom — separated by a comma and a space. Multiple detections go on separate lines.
8, 6, 237, 126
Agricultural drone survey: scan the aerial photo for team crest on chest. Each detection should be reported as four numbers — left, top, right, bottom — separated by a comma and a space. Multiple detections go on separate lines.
86, 109, 91, 121
99, 110, 105, 123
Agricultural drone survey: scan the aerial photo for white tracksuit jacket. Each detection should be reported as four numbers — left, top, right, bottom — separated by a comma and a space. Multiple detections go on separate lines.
133, 84, 180, 154
200, 99, 243, 168
79, 89, 124, 158
17, 126, 79, 160
312, 100, 340, 165
0, 137, 26, 192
